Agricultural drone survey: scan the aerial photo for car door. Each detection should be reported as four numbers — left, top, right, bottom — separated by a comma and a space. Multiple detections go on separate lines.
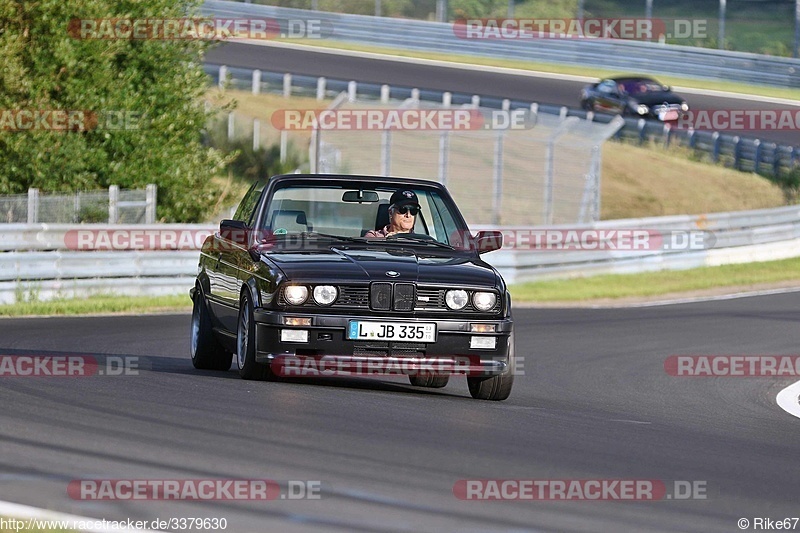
594, 80, 625, 114
208, 181, 264, 332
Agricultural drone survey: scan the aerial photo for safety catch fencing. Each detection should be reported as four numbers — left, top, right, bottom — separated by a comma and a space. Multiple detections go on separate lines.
206, 64, 800, 181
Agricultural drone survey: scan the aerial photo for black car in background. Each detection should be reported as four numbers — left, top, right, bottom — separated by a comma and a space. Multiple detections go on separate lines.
189, 174, 515, 401
581, 75, 689, 121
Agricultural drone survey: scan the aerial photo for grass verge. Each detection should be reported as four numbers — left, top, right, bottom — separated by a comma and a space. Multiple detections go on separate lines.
0, 294, 190, 318
509, 257, 800, 303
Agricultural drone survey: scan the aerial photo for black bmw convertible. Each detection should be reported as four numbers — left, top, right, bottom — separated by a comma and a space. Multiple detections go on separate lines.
189, 174, 515, 401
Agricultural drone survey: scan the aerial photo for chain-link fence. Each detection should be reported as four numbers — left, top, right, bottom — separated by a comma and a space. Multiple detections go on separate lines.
0, 185, 157, 224
311, 95, 622, 226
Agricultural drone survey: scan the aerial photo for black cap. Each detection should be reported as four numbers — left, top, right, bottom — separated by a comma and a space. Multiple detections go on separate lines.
390, 189, 419, 209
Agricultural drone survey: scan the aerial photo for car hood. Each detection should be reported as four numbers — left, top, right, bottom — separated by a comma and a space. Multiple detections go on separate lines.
631, 92, 684, 106
263, 247, 500, 287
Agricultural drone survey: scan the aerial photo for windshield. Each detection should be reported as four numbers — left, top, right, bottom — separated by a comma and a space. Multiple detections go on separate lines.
261, 183, 468, 248
619, 79, 666, 95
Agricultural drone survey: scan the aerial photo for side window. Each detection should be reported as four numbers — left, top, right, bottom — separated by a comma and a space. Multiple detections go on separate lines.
232, 180, 265, 226
598, 80, 615, 94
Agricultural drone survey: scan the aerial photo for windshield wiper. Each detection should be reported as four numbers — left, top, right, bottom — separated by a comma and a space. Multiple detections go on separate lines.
301, 232, 369, 243
385, 234, 455, 250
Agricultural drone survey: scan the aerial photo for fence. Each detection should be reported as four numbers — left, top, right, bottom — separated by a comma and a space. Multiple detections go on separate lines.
203, 1, 800, 88
0, 185, 157, 224
206, 64, 800, 180
307, 90, 622, 225
1, 202, 799, 302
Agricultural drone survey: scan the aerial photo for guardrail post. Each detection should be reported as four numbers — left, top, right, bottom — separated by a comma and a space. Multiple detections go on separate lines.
227, 112, 235, 140
471, 95, 480, 107
637, 118, 646, 145
586, 111, 594, 122
316, 77, 326, 101
733, 136, 742, 170
253, 118, 260, 151
544, 117, 580, 225
688, 128, 696, 148
492, 130, 504, 225
381, 130, 392, 176
442, 92, 451, 107
218, 65, 227, 90
381, 84, 390, 104
108, 185, 119, 224
348, 81, 357, 102
145, 184, 157, 223
662, 123, 671, 147
530, 103, 538, 126
753, 139, 762, 174
712, 132, 721, 162
411, 88, 420, 102
280, 130, 288, 164
283, 73, 292, 98
27, 188, 39, 224
310, 125, 320, 173
438, 131, 449, 186
559, 106, 568, 120
252, 69, 261, 95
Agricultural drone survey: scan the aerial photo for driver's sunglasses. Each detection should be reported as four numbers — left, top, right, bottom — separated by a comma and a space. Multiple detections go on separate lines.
396, 205, 419, 216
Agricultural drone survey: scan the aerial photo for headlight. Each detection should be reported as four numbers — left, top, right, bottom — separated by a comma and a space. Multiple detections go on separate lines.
312, 285, 338, 306
680, 102, 689, 112
472, 292, 497, 311
636, 104, 649, 115
445, 289, 469, 310
283, 285, 308, 305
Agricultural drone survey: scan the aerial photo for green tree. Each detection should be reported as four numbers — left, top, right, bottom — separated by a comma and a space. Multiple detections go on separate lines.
0, 0, 230, 221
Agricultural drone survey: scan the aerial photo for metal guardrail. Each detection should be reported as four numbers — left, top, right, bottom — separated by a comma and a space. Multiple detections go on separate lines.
206, 64, 800, 179
203, 1, 800, 88
1, 203, 799, 302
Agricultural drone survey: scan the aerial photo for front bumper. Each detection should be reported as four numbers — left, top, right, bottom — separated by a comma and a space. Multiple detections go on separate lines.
252, 309, 513, 377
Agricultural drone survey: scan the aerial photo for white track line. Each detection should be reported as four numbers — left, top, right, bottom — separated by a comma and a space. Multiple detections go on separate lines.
776, 380, 800, 419
0, 499, 164, 533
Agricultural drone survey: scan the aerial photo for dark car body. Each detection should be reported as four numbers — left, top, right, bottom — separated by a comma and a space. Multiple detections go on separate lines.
581, 76, 689, 121
189, 174, 515, 401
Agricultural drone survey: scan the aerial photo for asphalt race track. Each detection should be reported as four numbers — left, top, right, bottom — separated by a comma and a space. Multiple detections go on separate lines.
2, 292, 799, 532
205, 42, 800, 147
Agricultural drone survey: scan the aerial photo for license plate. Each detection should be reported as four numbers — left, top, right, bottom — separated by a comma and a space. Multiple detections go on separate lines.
347, 321, 436, 342
660, 110, 679, 121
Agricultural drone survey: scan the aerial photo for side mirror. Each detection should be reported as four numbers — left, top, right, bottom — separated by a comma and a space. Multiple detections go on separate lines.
474, 230, 503, 254
219, 219, 249, 246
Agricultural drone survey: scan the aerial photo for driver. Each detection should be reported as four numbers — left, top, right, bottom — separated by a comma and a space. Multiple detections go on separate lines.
365, 189, 419, 238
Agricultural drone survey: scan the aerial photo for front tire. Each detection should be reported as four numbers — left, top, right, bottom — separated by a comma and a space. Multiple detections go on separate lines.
190, 288, 232, 371
467, 333, 515, 401
236, 291, 273, 380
